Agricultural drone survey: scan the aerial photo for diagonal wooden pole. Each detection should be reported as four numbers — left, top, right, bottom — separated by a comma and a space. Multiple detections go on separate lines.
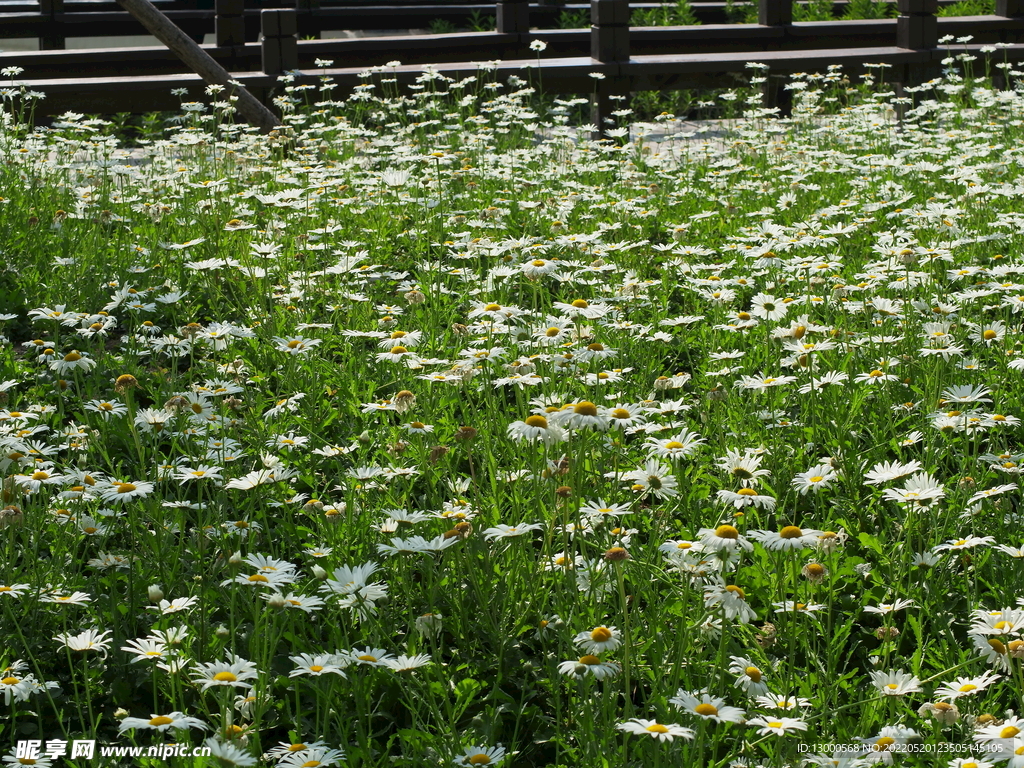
115, 0, 280, 132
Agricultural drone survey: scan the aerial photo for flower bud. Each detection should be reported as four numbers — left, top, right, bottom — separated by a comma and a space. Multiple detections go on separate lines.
875, 626, 900, 641
801, 562, 827, 582
148, 585, 164, 603
603, 547, 629, 562
918, 701, 959, 724
415, 612, 443, 640
114, 374, 138, 393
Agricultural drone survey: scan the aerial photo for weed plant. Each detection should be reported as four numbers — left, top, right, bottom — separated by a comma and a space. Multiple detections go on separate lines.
1, 51, 1024, 768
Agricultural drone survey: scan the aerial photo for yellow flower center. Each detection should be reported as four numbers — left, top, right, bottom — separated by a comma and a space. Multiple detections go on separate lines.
779, 526, 803, 539
725, 585, 745, 599
611, 408, 631, 419
389, 346, 408, 355
149, 716, 174, 726
1001, 726, 1021, 739
301, 762, 322, 768
524, 415, 548, 429
983, 329, 998, 340
532, 259, 546, 267
646, 723, 669, 733
468, 756, 491, 766
694, 703, 718, 716
745, 666, 762, 682
737, 488, 757, 496
873, 737, 896, 751
989, 639, 1007, 654
213, 671, 237, 682
590, 627, 613, 643
665, 441, 684, 450
578, 655, 600, 665
64, 351, 83, 362
714, 525, 739, 539
573, 401, 598, 417
808, 476, 824, 483
358, 654, 377, 662
587, 343, 605, 352
31, 471, 49, 480
1, 676, 20, 685
309, 665, 324, 673
116, 482, 137, 494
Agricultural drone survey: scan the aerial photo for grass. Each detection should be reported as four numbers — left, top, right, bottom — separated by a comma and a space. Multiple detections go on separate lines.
1, 53, 1024, 768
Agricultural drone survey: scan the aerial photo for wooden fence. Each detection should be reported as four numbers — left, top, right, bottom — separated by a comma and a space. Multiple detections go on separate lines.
0, 0, 987, 44
2, 0, 1024, 125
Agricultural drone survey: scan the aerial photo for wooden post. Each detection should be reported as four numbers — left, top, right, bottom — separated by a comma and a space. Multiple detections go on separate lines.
758, 0, 792, 25
496, 0, 529, 33
591, 0, 629, 62
39, 0, 66, 51
295, 0, 320, 38
262, 9, 299, 75
590, 0, 630, 140
896, 0, 937, 49
215, 0, 246, 46
894, 0, 936, 118
757, 0, 792, 115
114, 0, 280, 131
994, 0, 1022, 87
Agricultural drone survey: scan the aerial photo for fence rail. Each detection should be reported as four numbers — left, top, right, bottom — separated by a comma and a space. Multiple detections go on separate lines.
2, 0, 1024, 127
0, 0, 986, 42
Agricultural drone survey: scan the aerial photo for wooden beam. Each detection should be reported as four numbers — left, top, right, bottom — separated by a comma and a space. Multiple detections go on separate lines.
113, 0, 280, 131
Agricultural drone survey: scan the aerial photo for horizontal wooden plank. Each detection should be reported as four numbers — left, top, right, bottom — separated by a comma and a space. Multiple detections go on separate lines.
8, 15, 1024, 77
18, 41, 1023, 90
0, 0, 978, 38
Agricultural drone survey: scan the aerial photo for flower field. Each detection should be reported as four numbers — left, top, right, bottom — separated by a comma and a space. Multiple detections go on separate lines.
2, 55, 1024, 767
